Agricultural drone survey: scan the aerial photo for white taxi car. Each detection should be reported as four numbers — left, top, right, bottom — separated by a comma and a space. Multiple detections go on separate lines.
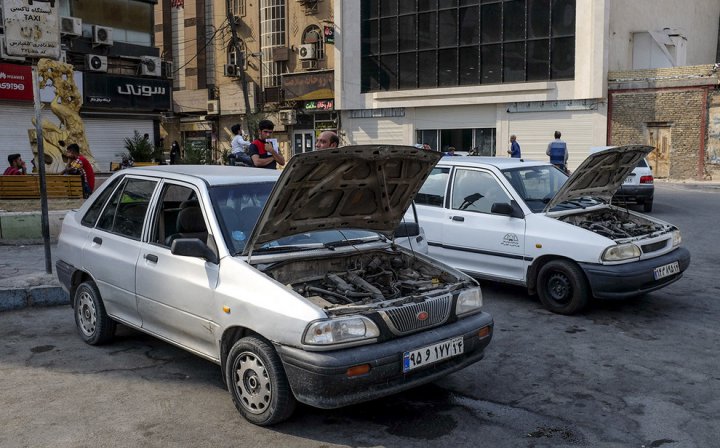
414, 145, 690, 315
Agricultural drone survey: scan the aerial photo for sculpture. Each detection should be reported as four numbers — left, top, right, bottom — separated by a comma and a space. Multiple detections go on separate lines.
29, 58, 96, 173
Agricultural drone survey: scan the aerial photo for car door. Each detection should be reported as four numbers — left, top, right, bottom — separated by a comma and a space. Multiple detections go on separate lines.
441, 167, 526, 281
414, 166, 451, 253
135, 181, 220, 358
82, 176, 159, 327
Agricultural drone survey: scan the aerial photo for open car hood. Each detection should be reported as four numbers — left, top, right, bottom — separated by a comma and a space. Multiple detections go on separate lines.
544, 145, 654, 212
242, 145, 442, 256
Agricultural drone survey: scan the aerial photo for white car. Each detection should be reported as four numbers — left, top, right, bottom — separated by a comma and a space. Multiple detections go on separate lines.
55, 145, 493, 425
414, 146, 690, 315
590, 146, 654, 212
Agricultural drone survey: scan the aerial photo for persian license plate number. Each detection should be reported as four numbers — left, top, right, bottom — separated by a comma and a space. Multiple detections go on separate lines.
623, 176, 634, 184
654, 261, 680, 280
403, 337, 464, 373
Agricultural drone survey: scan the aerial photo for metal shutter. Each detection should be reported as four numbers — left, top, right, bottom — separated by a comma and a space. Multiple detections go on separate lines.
84, 119, 154, 172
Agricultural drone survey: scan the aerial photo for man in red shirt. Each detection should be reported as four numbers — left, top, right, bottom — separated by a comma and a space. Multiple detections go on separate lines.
62, 143, 95, 197
4, 154, 27, 175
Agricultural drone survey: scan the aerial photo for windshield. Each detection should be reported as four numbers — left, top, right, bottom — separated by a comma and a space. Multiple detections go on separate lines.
210, 183, 383, 255
501, 165, 569, 213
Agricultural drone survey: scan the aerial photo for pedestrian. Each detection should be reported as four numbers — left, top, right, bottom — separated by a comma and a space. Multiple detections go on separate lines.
508, 135, 521, 158
170, 140, 181, 165
546, 131, 568, 172
4, 153, 27, 175
443, 146, 458, 156
315, 131, 339, 150
62, 143, 95, 198
247, 119, 285, 169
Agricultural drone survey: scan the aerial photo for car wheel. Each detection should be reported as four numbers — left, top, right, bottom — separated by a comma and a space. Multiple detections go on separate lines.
643, 200, 653, 213
225, 336, 296, 426
537, 260, 590, 315
74, 281, 116, 345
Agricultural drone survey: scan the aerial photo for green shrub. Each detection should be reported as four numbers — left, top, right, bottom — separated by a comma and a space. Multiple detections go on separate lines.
124, 130, 157, 162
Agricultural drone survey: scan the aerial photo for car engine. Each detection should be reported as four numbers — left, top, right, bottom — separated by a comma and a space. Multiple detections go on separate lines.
558, 209, 673, 240
263, 249, 470, 314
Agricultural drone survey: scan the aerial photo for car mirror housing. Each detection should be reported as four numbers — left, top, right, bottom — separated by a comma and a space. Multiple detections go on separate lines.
395, 222, 420, 238
171, 238, 219, 264
491, 201, 524, 219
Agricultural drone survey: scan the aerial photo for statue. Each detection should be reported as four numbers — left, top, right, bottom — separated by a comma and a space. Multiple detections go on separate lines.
28, 58, 96, 173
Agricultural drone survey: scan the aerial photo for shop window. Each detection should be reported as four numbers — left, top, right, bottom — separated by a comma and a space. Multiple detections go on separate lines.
416, 128, 496, 155
302, 26, 325, 60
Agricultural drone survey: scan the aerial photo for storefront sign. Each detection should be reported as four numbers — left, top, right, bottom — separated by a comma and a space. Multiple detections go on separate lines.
84, 73, 171, 111
324, 25, 335, 44
0, 62, 33, 101
304, 99, 334, 111
1, 0, 61, 59
282, 70, 334, 101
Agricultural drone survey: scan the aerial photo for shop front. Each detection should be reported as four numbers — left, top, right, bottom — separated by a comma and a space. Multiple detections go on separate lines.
282, 70, 337, 155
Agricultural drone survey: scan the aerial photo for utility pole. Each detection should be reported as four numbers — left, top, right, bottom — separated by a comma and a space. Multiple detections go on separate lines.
225, 0, 252, 120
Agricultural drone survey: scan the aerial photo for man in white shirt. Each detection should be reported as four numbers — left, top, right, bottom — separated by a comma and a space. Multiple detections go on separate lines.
230, 124, 250, 155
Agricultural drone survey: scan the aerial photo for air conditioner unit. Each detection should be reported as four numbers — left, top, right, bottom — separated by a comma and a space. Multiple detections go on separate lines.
223, 64, 239, 77
207, 100, 220, 115
301, 59, 318, 70
140, 56, 161, 77
92, 25, 113, 46
0, 37, 26, 61
86, 54, 108, 72
278, 109, 297, 125
60, 16, 82, 37
298, 43, 316, 60
161, 60, 174, 79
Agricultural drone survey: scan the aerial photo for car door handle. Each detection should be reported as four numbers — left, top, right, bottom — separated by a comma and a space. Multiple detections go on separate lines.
93, 237, 102, 245
451, 216, 464, 222
144, 254, 158, 263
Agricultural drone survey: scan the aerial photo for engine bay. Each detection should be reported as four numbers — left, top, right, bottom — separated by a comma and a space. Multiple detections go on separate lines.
558, 208, 673, 240
263, 249, 469, 314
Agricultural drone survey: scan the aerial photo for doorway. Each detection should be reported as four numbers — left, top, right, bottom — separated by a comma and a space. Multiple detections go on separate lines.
293, 131, 314, 155
645, 124, 671, 178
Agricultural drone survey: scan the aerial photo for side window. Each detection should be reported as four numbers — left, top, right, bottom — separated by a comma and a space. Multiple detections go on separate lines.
96, 178, 157, 239
81, 176, 122, 227
415, 167, 450, 207
150, 184, 207, 247
451, 169, 511, 214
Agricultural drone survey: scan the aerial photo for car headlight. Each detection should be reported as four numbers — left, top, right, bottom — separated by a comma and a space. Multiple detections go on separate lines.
672, 230, 682, 247
601, 243, 641, 261
456, 287, 483, 316
303, 316, 380, 345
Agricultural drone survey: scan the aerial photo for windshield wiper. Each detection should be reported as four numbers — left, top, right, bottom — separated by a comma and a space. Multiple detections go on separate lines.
323, 236, 385, 250
254, 244, 323, 254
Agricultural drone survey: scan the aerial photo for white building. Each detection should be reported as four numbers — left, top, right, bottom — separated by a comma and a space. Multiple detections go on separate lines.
334, 0, 720, 170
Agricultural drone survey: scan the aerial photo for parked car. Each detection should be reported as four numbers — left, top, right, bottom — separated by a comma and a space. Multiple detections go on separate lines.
590, 146, 654, 212
56, 145, 493, 426
413, 145, 690, 315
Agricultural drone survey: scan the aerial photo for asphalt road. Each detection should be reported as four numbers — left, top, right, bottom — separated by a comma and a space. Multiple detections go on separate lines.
1, 183, 718, 448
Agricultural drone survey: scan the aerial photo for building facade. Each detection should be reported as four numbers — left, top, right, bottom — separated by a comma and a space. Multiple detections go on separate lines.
0, 0, 170, 172
155, 0, 337, 162
334, 0, 720, 171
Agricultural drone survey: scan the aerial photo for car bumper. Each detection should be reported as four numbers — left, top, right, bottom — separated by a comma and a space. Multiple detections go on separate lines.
275, 311, 493, 409
579, 247, 690, 299
614, 185, 654, 203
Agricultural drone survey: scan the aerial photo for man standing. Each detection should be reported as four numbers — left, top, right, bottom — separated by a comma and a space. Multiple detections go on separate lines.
247, 119, 286, 169
508, 135, 521, 158
62, 143, 95, 198
4, 154, 27, 175
546, 131, 568, 172
315, 131, 339, 150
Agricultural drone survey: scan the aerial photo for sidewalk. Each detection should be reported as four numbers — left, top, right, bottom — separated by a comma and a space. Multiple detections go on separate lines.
0, 243, 68, 312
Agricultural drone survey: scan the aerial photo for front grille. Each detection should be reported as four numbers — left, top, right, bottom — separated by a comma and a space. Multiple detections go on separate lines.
380, 293, 452, 335
641, 240, 668, 254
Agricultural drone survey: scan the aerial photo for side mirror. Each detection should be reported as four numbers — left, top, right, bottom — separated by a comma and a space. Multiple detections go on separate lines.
491, 202, 524, 219
395, 222, 420, 237
171, 238, 219, 264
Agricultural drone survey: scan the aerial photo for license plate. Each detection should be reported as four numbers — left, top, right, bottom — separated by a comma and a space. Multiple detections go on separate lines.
623, 176, 634, 184
654, 261, 680, 280
403, 337, 464, 373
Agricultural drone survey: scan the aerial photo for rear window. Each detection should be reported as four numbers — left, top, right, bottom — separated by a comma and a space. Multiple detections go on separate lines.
636, 159, 648, 168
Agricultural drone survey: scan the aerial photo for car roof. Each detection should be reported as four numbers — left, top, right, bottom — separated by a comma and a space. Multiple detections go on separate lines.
438, 156, 551, 169
120, 165, 280, 186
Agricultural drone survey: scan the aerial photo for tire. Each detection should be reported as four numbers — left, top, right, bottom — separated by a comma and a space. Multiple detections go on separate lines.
537, 260, 590, 315
73, 281, 116, 345
643, 200, 653, 213
225, 336, 296, 426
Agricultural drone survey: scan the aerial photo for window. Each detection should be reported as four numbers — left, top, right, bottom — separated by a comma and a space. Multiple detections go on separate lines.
150, 184, 202, 247
81, 176, 122, 228
70, 0, 153, 46
230, 0, 246, 17
416, 127, 496, 154
210, 183, 275, 254
415, 167, 450, 207
302, 26, 325, 60
360, 0, 576, 92
96, 178, 157, 239
451, 169, 510, 214
260, 0, 286, 87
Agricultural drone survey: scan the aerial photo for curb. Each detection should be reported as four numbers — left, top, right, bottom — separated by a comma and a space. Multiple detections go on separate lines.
0, 286, 69, 312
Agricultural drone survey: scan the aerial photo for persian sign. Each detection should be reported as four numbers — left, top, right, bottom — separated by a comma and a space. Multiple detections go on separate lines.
304, 99, 334, 111
0, 62, 33, 100
84, 73, 172, 111
1, 0, 61, 59
282, 71, 334, 101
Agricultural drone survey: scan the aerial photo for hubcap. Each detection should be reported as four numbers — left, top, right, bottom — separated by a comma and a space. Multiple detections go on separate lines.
547, 272, 572, 304
232, 352, 271, 414
77, 291, 97, 337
